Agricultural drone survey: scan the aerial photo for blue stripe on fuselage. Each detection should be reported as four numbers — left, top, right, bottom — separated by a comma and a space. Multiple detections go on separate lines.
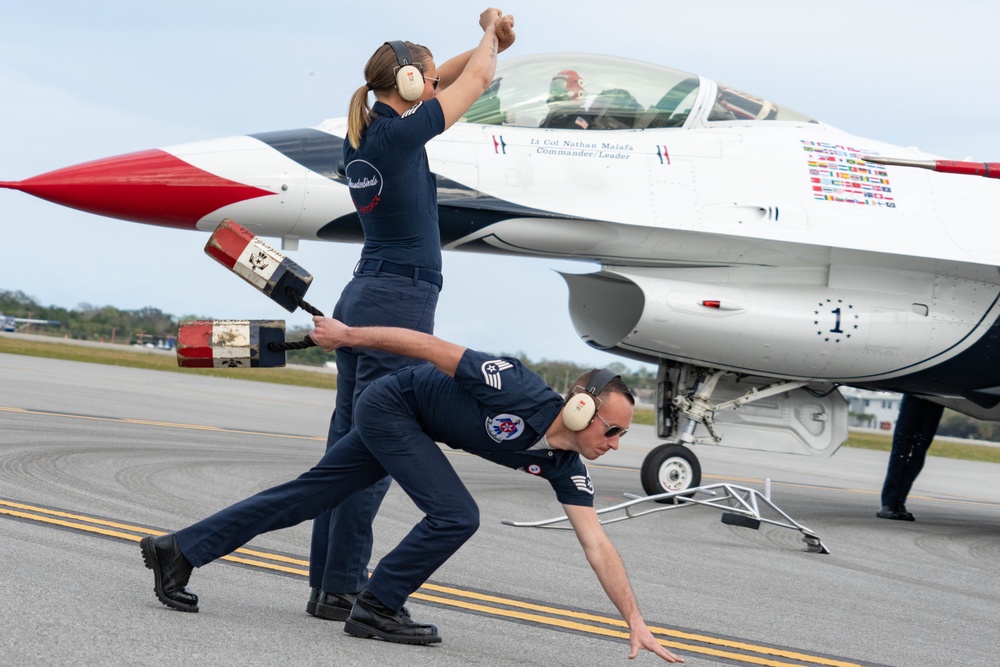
249, 128, 344, 180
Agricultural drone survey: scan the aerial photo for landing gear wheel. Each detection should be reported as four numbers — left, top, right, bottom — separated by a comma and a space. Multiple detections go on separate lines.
640, 444, 702, 502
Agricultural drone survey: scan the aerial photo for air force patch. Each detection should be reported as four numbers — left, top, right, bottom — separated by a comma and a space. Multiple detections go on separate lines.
481, 359, 514, 390
485, 413, 524, 443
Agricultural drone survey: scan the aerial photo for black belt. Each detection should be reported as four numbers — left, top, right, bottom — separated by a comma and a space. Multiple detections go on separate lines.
354, 259, 442, 289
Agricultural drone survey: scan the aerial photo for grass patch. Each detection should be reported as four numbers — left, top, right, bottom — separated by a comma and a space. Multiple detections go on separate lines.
633, 407, 654, 425
0, 336, 337, 390
845, 430, 1000, 464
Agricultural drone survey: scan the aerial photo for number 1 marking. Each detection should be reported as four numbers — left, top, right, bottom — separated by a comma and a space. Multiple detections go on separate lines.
830, 307, 844, 334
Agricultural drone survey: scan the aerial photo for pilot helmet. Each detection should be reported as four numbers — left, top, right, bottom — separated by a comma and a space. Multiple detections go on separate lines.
548, 69, 587, 103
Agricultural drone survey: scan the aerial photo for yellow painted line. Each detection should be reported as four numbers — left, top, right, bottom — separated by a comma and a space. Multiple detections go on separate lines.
0, 405, 323, 442
0, 498, 160, 534
0, 507, 146, 541
415, 582, 857, 666
0, 408, 898, 664
0, 499, 312, 570
0, 506, 311, 577
218, 554, 309, 576
1, 498, 867, 666
408, 591, 806, 667
221, 547, 308, 566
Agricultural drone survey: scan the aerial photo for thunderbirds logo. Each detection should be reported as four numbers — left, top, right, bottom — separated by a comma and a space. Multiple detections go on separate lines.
486, 414, 524, 443
344, 159, 383, 213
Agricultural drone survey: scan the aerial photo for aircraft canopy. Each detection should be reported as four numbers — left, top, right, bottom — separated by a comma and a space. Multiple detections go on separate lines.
462, 53, 816, 129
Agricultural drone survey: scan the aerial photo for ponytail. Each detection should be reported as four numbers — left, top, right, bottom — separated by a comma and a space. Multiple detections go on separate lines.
347, 84, 373, 150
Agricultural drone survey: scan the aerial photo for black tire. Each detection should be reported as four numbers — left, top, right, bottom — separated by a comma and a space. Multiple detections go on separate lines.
640, 444, 702, 501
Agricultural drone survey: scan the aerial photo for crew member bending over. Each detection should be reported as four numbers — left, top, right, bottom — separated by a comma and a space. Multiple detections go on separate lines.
141, 316, 683, 662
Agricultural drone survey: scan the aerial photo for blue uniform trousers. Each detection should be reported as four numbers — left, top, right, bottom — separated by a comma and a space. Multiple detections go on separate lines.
308, 271, 438, 593
176, 374, 479, 611
881, 394, 944, 507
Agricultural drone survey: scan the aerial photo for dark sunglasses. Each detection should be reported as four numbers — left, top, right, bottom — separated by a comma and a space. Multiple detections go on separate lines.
595, 412, 628, 438
425, 76, 440, 90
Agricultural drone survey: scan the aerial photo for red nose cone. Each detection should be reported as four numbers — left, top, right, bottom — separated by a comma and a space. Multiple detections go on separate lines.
0, 149, 274, 228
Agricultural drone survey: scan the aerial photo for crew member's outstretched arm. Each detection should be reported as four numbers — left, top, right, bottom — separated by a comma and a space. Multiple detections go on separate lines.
563, 504, 685, 663
435, 9, 514, 129
436, 8, 516, 91
311, 316, 466, 377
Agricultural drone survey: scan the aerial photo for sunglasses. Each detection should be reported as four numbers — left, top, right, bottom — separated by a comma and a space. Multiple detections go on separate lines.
595, 412, 628, 438
425, 76, 440, 90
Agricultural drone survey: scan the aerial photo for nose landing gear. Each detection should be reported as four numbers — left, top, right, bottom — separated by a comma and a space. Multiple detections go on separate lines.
640, 443, 701, 498
643, 362, 812, 498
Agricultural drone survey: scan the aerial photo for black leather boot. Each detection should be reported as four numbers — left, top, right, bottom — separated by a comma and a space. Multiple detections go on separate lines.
876, 504, 916, 521
140, 533, 199, 612
344, 589, 440, 644
315, 591, 358, 621
306, 587, 321, 616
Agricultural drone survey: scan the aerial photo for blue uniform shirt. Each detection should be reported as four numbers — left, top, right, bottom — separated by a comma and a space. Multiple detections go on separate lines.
343, 99, 446, 272
403, 349, 596, 506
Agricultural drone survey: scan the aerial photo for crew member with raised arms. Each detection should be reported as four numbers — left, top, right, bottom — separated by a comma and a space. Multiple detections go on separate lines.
308, 8, 516, 623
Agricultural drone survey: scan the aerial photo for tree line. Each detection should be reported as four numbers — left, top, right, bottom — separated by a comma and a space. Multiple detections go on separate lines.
0, 289, 657, 393
2, 289, 175, 345
12, 288, 999, 437
0, 289, 335, 365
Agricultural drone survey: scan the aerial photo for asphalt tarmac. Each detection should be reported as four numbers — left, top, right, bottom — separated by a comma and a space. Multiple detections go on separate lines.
2, 351, 998, 666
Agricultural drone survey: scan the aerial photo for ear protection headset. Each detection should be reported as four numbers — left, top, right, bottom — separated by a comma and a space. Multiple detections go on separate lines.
562, 368, 620, 431
385, 40, 425, 102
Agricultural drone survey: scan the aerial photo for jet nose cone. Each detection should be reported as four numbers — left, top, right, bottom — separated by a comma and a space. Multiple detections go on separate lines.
2, 149, 273, 229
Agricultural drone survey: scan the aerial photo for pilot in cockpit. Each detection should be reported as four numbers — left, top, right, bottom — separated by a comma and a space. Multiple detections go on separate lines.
539, 69, 592, 129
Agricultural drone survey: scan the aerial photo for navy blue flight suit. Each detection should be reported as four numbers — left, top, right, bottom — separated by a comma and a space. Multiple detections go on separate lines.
880, 394, 944, 512
176, 349, 596, 610
311, 98, 445, 595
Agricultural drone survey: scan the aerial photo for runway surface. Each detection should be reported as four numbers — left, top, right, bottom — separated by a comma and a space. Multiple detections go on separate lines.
2, 351, 999, 666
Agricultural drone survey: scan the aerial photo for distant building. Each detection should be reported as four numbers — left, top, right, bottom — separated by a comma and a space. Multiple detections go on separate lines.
840, 387, 903, 432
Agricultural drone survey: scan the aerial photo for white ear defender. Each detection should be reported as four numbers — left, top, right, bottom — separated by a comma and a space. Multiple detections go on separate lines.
386, 40, 425, 102
562, 368, 619, 431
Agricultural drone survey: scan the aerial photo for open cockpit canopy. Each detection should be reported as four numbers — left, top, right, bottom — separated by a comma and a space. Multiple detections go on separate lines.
462, 53, 816, 129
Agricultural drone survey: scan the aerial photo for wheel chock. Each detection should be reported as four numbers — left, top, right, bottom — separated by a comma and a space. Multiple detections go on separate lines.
721, 512, 761, 530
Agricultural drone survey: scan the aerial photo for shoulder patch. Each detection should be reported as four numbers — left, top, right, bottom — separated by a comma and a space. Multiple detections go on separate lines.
570, 474, 594, 495
401, 101, 423, 118
481, 359, 514, 390
485, 413, 524, 443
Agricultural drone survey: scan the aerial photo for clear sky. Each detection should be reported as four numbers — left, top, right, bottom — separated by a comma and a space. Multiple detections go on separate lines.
2, 1, 998, 370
